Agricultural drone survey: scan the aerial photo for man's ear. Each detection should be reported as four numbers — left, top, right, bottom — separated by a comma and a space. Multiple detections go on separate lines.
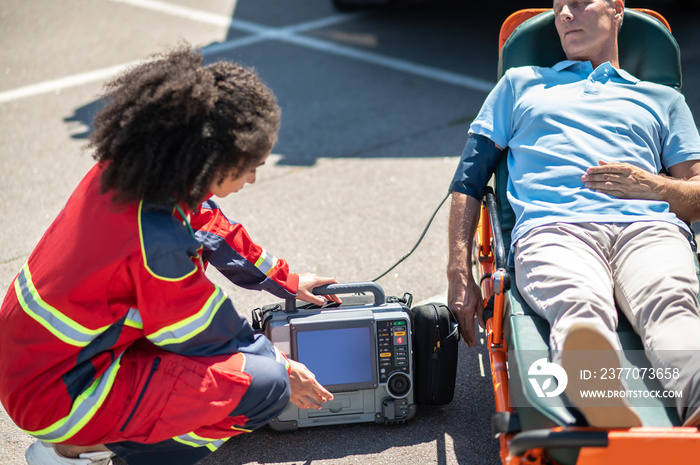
612, 0, 625, 23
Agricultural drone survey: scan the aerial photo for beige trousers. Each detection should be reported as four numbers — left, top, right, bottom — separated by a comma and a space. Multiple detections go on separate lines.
514, 221, 700, 418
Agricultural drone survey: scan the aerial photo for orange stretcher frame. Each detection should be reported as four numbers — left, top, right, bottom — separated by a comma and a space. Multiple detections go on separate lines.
479, 8, 700, 465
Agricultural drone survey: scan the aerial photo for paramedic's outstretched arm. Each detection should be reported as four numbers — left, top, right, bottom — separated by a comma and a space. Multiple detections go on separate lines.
583, 159, 700, 222
447, 191, 485, 347
190, 200, 340, 305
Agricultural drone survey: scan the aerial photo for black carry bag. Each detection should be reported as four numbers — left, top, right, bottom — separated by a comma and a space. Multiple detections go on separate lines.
410, 303, 460, 405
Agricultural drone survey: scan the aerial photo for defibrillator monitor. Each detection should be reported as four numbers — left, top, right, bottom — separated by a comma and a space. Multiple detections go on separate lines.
253, 283, 417, 430
291, 320, 377, 392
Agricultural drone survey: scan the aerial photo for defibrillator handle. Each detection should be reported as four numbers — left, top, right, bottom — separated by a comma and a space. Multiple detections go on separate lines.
284, 282, 386, 312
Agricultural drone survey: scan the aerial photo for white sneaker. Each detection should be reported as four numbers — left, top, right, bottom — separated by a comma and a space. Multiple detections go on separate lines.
25, 441, 114, 465
561, 323, 642, 428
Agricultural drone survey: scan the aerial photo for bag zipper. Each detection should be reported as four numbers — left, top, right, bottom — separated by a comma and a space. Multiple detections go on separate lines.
120, 356, 161, 431
430, 305, 442, 402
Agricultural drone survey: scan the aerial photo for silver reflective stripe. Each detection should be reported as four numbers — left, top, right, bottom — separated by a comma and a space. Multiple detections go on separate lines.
125, 308, 143, 329
254, 250, 277, 276
147, 287, 226, 346
24, 353, 123, 443
173, 432, 228, 451
274, 346, 290, 372
15, 264, 109, 347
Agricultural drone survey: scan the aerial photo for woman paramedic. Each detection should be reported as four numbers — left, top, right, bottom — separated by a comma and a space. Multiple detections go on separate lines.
0, 46, 337, 465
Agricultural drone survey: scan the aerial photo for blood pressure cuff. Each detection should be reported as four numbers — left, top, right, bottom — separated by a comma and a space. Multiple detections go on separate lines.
448, 134, 504, 201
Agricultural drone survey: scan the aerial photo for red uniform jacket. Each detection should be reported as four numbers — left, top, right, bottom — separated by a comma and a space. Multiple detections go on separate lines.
0, 163, 297, 441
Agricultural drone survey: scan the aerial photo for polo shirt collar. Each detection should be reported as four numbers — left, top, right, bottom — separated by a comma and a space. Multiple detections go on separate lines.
553, 60, 640, 83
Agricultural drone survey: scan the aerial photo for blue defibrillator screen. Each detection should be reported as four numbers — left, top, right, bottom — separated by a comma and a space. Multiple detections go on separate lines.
295, 326, 374, 389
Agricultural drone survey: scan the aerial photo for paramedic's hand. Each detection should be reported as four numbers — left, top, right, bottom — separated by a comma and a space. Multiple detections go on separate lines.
448, 268, 484, 348
582, 160, 663, 201
297, 273, 342, 306
288, 360, 334, 410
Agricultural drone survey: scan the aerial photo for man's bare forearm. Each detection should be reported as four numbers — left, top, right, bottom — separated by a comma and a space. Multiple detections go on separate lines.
447, 191, 481, 278
654, 175, 700, 223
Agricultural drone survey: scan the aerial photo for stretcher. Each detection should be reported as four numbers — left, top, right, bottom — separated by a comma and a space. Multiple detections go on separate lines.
477, 8, 700, 464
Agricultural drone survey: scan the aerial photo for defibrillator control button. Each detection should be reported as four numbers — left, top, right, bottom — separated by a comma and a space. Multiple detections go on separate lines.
393, 331, 406, 337
387, 372, 412, 398
380, 352, 392, 358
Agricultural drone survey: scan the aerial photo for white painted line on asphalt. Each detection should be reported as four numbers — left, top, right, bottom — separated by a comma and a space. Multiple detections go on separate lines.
116, 0, 494, 91
0, 0, 494, 104
130, 0, 496, 92
109, 0, 368, 34
248, 28, 496, 92
0, 33, 265, 104
109, 0, 230, 27
0, 61, 140, 104
478, 352, 486, 377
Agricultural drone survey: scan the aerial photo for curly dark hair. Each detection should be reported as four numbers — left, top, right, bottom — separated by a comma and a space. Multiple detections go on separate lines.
89, 45, 281, 209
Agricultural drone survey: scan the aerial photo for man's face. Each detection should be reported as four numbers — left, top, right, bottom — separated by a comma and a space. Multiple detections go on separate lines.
553, 0, 623, 66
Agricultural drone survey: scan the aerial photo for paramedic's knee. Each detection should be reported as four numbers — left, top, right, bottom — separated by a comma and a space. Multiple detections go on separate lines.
230, 354, 290, 429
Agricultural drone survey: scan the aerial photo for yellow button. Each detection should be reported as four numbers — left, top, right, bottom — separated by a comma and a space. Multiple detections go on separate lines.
380, 352, 392, 358
393, 331, 406, 336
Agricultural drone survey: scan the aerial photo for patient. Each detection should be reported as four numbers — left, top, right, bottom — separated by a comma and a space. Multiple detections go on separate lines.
447, 0, 700, 427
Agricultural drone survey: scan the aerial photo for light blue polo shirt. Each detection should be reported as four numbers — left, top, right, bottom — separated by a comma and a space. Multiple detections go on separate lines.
469, 60, 700, 247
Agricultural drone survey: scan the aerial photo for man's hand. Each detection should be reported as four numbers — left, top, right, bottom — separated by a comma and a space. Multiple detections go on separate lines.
288, 360, 334, 410
581, 160, 663, 200
448, 267, 484, 347
447, 192, 484, 348
296, 273, 342, 306
582, 159, 700, 222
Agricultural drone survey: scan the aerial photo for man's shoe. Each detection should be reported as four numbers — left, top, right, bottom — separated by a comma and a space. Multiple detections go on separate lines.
25, 441, 114, 465
561, 322, 642, 428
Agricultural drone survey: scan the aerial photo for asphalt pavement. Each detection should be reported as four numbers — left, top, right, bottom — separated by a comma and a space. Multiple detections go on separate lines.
1, 0, 699, 464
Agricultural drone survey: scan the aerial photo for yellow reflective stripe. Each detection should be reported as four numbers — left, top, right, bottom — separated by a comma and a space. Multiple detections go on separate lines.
173, 432, 228, 451
14, 263, 110, 347
231, 425, 253, 433
138, 200, 197, 282
172, 435, 200, 448
253, 250, 277, 276
124, 308, 143, 329
147, 287, 226, 346
23, 354, 123, 443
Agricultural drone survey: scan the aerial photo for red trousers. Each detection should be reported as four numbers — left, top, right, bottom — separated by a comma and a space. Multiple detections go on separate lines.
66, 341, 290, 463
